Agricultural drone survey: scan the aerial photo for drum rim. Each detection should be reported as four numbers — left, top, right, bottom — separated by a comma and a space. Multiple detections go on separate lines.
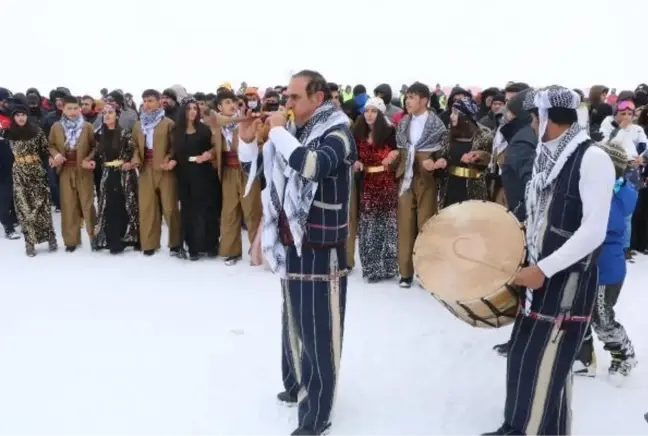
413, 199, 527, 298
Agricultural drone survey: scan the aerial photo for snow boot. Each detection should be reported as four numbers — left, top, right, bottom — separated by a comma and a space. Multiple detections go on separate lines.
607, 344, 638, 386
5, 229, 20, 240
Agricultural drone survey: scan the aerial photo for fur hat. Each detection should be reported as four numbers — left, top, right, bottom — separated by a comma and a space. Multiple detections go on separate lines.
0, 87, 12, 101
364, 97, 386, 114
11, 104, 28, 116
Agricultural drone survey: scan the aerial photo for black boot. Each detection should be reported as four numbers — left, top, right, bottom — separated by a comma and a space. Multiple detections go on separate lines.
493, 341, 510, 357
276, 391, 298, 407
399, 276, 413, 288
290, 423, 330, 436
574, 335, 596, 377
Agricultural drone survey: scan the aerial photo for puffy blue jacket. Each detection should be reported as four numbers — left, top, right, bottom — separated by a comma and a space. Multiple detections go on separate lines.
598, 180, 638, 285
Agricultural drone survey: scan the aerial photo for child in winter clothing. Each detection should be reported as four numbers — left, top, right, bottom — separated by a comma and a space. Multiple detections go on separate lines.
574, 138, 638, 381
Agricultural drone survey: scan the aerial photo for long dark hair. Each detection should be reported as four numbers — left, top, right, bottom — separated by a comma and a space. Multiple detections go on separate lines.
7, 112, 38, 141
174, 101, 210, 148
352, 110, 394, 148
97, 123, 122, 156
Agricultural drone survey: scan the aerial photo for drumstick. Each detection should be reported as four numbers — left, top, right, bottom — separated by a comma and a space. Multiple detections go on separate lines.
452, 238, 511, 274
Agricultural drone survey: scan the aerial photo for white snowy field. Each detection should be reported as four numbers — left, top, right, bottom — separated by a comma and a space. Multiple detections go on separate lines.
0, 214, 647, 435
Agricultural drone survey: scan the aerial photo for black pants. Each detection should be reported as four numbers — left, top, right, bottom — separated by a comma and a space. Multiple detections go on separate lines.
0, 178, 16, 233
281, 244, 347, 432
176, 167, 220, 256
580, 281, 633, 356
631, 187, 648, 251
94, 156, 103, 200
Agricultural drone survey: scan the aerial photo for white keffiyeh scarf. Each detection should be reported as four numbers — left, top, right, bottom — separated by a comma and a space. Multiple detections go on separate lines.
395, 111, 446, 196
140, 108, 165, 150
522, 85, 586, 315
523, 124, 589, 314
222, 122, 237, 151
489, 110, 511, 174
256, 102, 350, 276
60, 115, 84, 149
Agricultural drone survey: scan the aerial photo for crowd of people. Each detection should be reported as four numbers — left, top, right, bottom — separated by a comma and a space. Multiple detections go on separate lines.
0, 74, 647, 435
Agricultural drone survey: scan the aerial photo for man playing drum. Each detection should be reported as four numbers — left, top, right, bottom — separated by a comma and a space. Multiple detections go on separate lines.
483, 86, 615, 435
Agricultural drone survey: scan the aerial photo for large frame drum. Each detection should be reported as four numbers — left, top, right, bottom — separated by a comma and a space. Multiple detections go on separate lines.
413, 200, 526, 328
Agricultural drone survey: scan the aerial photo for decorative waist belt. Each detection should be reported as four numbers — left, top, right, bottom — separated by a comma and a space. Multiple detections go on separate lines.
448, 165, 483, 179
524, 307, 591, 325
365, 165, 385, 174
104, 159, 124, 168
224, 151, 240, 168
63, 151, 77, 167
14, 154, 40, 164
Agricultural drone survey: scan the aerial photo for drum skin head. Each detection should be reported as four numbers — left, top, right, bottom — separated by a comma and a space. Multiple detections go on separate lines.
413, 200, 526, 328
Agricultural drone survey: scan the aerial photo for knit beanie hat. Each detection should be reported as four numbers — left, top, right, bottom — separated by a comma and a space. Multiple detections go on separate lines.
491, 93, 506, 104
162, 88, 178, 103
597, 137, 628, 177
364, 97, 386, 114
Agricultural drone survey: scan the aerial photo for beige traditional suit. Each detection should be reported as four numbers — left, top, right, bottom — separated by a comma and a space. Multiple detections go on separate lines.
394, 144, 439, 280
212, 125, 262, 258
131, 117, 182, 252
48, 122, 97, 248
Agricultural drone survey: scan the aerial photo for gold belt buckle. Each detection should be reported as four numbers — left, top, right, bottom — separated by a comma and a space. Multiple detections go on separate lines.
365, 165, 385, 174
104, 160, 124, 168
449, 165, 482, 179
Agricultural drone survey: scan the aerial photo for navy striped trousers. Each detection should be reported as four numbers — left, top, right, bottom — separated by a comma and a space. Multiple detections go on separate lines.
281, 244, 347, 432
500, 314, 587, 435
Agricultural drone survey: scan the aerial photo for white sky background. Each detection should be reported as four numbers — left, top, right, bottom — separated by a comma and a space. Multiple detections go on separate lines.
3, 0, 647, 99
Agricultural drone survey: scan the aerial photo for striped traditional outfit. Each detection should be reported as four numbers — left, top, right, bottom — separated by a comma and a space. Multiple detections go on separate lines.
485, 87, 615, 435
239, 101, 356, 435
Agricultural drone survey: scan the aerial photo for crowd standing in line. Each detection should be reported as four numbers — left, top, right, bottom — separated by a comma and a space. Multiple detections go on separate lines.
1, 76, 647, 435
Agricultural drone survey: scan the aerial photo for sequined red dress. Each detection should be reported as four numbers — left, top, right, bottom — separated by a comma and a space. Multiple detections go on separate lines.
356, 137, 398, 282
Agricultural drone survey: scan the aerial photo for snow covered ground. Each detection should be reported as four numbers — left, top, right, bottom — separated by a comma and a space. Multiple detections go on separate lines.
0, 214, 646, 435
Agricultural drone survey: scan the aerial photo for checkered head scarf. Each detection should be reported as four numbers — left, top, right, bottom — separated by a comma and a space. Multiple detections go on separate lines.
452, 96, 479, 122
522, 85, 581, 139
